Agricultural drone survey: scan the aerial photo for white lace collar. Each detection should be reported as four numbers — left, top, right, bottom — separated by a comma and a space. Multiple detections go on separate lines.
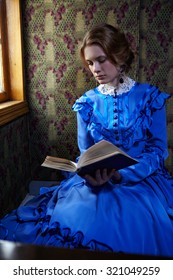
98, 76, 136, 96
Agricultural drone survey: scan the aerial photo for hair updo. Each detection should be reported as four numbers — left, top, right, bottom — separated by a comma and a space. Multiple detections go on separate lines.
80, 23, 135, 73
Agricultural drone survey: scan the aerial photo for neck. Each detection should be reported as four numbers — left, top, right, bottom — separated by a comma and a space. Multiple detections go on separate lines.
107, 81, 119, 88
107, 77, 121, 88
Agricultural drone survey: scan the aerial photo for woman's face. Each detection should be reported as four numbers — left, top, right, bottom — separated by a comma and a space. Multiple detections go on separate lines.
84, 44, 120, 87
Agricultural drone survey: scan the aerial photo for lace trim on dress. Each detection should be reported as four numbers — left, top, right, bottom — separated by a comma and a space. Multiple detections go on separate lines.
98, 76, 136, 96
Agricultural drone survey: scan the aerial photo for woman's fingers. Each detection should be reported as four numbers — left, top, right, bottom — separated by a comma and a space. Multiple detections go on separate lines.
84, 174, 98, 186
111, 170, 122, 182
102, 168, 108, 181
84, 169, 117, 186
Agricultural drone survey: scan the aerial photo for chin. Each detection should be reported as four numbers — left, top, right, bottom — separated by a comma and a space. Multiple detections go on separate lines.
98, 81, 107, 85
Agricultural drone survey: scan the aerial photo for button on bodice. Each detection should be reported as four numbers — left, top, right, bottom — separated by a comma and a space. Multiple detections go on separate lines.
112, 95, 120, 142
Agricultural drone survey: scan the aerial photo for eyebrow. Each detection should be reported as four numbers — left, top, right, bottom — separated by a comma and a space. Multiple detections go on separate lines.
86, 55, 107, 62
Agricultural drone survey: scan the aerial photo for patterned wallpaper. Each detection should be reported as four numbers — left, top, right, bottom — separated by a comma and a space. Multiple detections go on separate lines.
0, 0, 172, 216
138, 0, 173, 172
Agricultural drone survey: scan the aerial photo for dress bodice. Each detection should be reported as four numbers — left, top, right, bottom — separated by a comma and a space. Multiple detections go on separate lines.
73, 80, 169, 157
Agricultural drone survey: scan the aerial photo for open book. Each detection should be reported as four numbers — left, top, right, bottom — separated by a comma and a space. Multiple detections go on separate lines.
41, 140, 138, 176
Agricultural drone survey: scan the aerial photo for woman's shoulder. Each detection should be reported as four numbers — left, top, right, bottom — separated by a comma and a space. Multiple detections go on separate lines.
134, 81, 169, 95
72, 88, 99, 108
133, 81, 170, 110
72, 89, 97, 115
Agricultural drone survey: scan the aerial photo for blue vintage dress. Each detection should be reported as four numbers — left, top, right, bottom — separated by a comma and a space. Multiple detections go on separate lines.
1, 77, 173, 257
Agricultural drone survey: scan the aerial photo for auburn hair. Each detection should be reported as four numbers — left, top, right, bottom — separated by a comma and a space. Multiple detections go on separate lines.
80, 23, 135, 73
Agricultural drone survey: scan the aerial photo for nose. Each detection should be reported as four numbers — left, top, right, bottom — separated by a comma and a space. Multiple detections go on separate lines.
93, 61, 101, 73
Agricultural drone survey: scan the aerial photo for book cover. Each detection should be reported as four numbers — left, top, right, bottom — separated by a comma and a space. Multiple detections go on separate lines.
42, 140, 138, 176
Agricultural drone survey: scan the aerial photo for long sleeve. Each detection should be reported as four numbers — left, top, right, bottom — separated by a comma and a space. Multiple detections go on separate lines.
76, 111, 94, 155
119, 104, 169, 184
72, 94, 94, 156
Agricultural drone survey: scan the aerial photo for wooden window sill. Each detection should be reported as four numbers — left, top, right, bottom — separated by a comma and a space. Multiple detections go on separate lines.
0, 100, 29, 126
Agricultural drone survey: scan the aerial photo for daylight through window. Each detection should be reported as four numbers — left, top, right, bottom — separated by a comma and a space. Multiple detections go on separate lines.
0, 0, 28, 126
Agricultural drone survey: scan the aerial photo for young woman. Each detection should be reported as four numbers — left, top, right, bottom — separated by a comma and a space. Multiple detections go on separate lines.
1, 23, 173, 257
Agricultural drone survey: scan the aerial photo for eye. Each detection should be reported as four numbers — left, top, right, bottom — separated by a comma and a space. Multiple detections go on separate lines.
86, 60, 93, 66
97, 56, 107, 63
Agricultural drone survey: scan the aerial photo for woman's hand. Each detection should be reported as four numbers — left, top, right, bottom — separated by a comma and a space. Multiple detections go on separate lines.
84, 168, 121, 187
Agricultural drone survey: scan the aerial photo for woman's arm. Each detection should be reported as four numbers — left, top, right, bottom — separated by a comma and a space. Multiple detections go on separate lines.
76, 111, 94, 155
119, 105, 169, 184
77, 111, 121, 186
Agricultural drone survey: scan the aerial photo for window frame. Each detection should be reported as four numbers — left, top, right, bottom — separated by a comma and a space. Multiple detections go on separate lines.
0, 0, 10, 101
0, 0, 28, 126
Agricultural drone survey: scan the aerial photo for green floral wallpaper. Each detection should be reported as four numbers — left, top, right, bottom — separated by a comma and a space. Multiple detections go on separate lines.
0, 0, 172, 216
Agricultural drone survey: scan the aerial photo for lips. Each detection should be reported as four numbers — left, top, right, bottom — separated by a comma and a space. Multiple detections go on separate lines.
96, 75, 106, 80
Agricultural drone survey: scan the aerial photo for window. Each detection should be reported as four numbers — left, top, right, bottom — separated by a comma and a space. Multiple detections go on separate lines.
0, 0, 28, 126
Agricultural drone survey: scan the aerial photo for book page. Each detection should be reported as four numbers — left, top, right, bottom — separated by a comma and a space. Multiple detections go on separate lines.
42, 156, 77, 172
77, 140, 131, 168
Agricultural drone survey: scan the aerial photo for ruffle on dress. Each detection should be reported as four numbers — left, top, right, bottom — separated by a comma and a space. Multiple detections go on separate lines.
147, 87, 170, 110
0, 189, 53, 242
121, 86, 170, 149
0, 223, 8, 239
0, 179, 113, 251
34, 223, 113, 251
72, 94, 94, 122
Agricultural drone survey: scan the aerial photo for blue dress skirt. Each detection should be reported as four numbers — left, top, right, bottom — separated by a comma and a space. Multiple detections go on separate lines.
1, 81, 173, 257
